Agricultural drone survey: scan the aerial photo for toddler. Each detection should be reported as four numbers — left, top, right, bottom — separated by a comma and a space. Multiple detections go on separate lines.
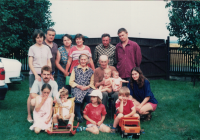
53, 87, 75, 130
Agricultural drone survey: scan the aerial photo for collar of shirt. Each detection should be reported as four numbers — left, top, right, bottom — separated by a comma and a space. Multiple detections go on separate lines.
100, 65, 110, 70
77, 64, 89, 72
43, 40, 55, 49
118, 39, 131, 48
101, 43, 111, 49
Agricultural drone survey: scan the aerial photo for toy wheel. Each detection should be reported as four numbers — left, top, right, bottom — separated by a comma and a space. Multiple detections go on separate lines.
121, 133, 124, 138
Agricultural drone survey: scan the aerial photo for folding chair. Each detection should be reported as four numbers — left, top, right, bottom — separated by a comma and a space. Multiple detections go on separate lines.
47, 97, 79, 135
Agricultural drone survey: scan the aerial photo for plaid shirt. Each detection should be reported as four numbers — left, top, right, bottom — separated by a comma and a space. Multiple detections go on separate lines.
94, 43, 116, 67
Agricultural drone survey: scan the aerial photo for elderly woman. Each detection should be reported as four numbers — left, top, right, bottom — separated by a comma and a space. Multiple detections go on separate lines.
128, 67, 158, 121
65, 33, 95, 76
69, 54, 95, 123
55, 34, 73, 91
28, 29, 52, 91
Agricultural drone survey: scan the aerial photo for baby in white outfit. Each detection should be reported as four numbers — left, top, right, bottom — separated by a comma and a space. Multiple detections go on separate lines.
112, 71, 129, 92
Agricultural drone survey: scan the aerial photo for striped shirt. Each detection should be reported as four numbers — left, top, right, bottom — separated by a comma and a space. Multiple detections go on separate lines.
94, 43, 116, 67
68, 45, 92, 73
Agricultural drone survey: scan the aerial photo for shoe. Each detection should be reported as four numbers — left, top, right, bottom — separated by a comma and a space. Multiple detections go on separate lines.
77, 116, 83, 123
27, 119, 33, 123
53, 125, 58, 130
66, 124, 71, 129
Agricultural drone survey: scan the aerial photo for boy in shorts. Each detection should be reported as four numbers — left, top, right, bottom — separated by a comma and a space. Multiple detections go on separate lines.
111, 87, 140, 133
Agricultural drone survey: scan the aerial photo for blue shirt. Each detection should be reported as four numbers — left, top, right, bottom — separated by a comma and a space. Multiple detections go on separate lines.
128, 79, 158, 104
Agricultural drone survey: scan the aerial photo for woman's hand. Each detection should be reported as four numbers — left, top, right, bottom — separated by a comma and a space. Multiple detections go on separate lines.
64, 71, 69, 77
50, 75, 54, 81
35, 74, 41, 81
41, 96, 48, 104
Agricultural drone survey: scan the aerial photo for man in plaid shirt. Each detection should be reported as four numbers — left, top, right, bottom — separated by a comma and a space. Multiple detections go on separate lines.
94, 33, 116, 67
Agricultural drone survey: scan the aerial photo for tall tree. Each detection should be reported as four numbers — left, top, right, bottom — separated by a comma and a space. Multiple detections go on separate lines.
0, 0, 54, 57
166, 1, 200, 68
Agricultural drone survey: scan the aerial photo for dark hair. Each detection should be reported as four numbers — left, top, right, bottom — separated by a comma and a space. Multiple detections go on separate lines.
74, 33, 85, 43
41, 65, 52, 74
90, 96, 102, 104
101, 33, 110, 39
130, 67, 148, 89
32, 29, 45, 43
41, 83, 52, 91
46, 28, 56, 34
117, 28, 128, 34
62, 34, 72, 42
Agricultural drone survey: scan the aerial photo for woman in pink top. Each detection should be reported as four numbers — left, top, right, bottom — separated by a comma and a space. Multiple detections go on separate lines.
28, 29, 52, 90
65, 34, 95, 76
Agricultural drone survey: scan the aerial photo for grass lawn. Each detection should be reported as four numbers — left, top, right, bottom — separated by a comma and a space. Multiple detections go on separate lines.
0, 77, 200, 140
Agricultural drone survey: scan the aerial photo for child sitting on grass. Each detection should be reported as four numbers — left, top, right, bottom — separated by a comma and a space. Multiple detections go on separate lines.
83, 90, 111, 134
53, 87, 75, 129
29, 84, 53, 134
111, 87, 140, 133
112, 71, 129, 91
99, 68, 113, 93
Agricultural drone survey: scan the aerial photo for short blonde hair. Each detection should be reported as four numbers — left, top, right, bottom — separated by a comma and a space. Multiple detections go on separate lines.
60, 88, 69, 96
119, 87, 130, 96
112, 70, 119, 76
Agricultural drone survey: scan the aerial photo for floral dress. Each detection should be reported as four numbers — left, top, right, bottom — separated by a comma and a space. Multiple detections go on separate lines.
57, 45, 73, 90
71, 66, 94, 103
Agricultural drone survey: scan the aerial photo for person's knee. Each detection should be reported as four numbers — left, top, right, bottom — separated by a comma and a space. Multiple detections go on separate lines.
93, 129, 99, 134
34, 128, 41, 134
70, 113, 75, 118
31, 99, 36, 107
53, 114, 58, 119
134, 113, 140, 119
102, 92, 108, 97
117, 113, 123, 119
139, 109, 145, 115
30, 93, 36, 99
104, 127, 111, 133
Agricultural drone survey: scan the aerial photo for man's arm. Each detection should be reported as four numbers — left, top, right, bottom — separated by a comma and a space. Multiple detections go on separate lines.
135, 44, 142, 67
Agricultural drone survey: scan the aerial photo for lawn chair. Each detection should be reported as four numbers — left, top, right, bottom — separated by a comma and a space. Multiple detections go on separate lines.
47, 97, 79, 135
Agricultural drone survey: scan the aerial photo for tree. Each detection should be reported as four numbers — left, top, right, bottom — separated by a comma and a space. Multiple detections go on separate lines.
0, 0, 54, 57
166, 1, 200, 68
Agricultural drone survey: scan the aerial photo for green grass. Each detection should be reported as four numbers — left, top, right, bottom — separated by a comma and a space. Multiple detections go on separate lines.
0, 78, 200, 140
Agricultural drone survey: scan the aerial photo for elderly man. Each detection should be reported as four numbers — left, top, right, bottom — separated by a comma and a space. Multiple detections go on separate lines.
27, 65, 58, 123
94, 55, 119, 108
116, 28, 142, 85
94, 33, 116, 67
43, 28, 58, 76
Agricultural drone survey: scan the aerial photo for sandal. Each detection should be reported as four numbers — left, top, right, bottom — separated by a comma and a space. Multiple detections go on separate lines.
110, 127, 116, 134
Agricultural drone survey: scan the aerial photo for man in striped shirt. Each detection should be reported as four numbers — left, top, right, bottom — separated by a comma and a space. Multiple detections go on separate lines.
94, 33, 116, 67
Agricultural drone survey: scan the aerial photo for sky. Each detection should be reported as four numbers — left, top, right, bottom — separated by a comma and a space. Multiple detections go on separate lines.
49, 0, 178, 41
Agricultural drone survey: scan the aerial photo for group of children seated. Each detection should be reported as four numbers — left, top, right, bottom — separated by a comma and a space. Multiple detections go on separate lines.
30, 68, 139, 135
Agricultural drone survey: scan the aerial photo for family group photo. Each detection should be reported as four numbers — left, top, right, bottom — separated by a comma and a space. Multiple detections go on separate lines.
0, 1, 200, 140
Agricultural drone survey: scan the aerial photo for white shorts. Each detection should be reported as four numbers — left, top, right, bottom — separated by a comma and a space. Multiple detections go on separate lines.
87, 123, 105, 129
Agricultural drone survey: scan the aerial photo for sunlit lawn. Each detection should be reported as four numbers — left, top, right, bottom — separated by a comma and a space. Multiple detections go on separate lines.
0, 76, 200, 140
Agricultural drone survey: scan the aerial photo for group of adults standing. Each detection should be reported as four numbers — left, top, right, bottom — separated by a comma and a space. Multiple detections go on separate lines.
27, 27, 158, 123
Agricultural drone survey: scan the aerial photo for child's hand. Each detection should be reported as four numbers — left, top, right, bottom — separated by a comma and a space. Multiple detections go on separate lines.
45, 118, 50, 124
91, 120, 96, 125
119, 96, 123, 101
41, 96, 48, 103
97, 121, 102, 126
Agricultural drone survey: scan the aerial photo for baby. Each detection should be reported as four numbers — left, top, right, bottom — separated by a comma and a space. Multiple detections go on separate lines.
112, 71, 129, 92
99, 68, 113, 93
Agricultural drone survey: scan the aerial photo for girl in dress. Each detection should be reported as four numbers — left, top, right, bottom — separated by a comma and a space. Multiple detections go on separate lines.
30, 84, 53, 134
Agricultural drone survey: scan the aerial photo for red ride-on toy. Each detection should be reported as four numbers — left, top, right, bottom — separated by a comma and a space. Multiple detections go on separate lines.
114, 114, 141, 139
47, 97, 79, 136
